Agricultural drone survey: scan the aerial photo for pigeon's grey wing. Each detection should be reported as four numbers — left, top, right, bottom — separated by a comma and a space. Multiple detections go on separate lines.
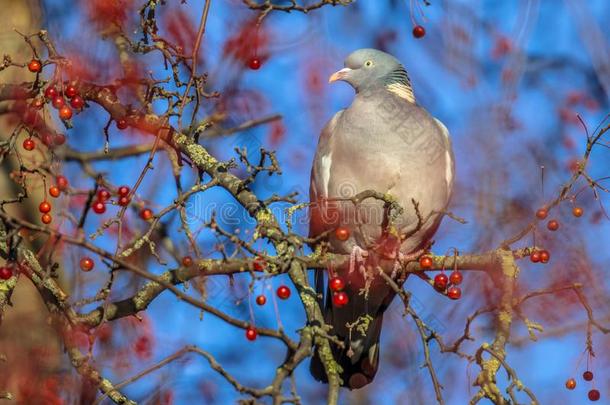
309, 110, 344, 316
309, 110, 344, 240
433, 116, 455, 204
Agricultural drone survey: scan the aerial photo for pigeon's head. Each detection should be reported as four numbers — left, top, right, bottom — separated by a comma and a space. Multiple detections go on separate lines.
329, 48, 409, 93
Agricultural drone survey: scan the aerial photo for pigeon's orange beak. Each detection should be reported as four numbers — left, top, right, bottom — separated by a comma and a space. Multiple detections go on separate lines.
329, 68, 352, 83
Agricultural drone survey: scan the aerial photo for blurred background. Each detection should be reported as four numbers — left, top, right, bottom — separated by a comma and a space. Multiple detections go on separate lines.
1, 0, 609, 404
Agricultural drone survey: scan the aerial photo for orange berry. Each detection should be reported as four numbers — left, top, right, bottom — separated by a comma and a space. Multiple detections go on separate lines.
41, 213, 52, 224
335, 226, 350, 241
419, 255, 433, 269
39, 201, 52, 213
79, 257, 94, 272
49, 186, 61, 198
255, 295, 266, 306
139, 208, 153, 220
547, 219, 559, 231
27, 59, 42, 72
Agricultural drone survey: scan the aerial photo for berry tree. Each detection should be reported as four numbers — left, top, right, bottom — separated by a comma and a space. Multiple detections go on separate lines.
0, 1, 609, 404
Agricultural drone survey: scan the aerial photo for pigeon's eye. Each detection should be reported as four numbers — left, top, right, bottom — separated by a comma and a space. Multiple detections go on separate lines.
364, 60, 374, 67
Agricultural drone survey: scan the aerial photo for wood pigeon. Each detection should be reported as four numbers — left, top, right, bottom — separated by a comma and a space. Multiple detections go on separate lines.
309, 49, 454, 389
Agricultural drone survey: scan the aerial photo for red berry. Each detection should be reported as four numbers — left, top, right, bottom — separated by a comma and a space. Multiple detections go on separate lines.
23, 138, 35, 151
49, 186, 60, 198
419, 255, 433, 269
41, 213, 52, 224
255, 295, 266, 306
539, 250, 550, 263
39, 201, 52, 213
583, 371, 593, 381
335, 227, 350, 241
182, 256, 193, 267
118, 196, 130, 206
412, 25, 426, 38
536, 208, 548, 219
70, 95, 84, 109
31, 98, 44, 109
447, 286, 461, 300
449, 271, 463, 285
22, 109, 39, 126
52, 96, 65, 109
248, 57, 261, 70
59, 105, 72, 120
329, 277, 345, 292
140, 208, 153, 220
0, 267, 13, 280
53, 133, 66, 146
79, 257, 94, 272
547, 219, 559, 231
56, 175, 69, 191
41, 132, 53, 147
97, 189, 111, 202
134, 336, 151, 358
116, 119, 128, 130
588, 389, 600, 401
530, 251, 541, 263
44, 86, 58, 99
92, 201, 106, 214
28, 59, 42, 72
245, 326, 257, 341
332, 291, 349, 307
277, 285, 291, 299
65, 85, 78, 98
572, 207, 583, 217
118, 186, 130, 197
433, 273, 448, 291
565, 378, 576, 390
253, 257, 266, 271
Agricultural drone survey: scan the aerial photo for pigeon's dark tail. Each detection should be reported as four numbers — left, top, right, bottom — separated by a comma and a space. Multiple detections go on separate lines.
309, 269, 395, 389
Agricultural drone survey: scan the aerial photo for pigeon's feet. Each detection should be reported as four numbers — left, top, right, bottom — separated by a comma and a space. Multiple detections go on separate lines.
391, 253, 404, 279
349, 245, 368, 276
391, 249, 425, 279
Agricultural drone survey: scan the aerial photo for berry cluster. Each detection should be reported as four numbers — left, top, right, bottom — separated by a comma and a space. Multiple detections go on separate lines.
92, 185, 131, 214
529, 249, 550, 264
247, 283, 292, 340
531, 205, 584, 263
38, 200, 53, 224
565, 370, 601, 401
329, 276, 348, 307
420, 255, 464, 300
20, 84, 86, 152
44, 84, 85, 122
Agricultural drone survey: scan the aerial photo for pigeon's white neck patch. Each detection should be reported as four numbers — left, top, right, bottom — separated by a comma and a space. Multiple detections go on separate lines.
386, 83, 415, 103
